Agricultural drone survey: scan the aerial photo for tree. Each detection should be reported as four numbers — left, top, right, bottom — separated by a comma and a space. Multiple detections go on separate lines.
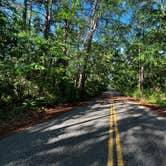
0, 0, 165, 118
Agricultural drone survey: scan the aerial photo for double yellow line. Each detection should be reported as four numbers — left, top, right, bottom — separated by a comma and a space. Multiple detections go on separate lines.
107, 102, 124, 166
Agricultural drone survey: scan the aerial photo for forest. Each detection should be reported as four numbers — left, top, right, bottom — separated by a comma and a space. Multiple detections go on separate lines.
0, 0, 165, 120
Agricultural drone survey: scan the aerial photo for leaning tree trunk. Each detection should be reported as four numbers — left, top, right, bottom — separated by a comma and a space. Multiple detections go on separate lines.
79, 0, 99, 96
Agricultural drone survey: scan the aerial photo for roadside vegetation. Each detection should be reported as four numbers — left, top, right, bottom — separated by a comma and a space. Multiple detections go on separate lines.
0, 0, 165, 123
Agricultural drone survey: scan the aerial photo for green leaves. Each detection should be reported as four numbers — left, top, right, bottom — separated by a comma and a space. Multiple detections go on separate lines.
29, 63, 45, 71
112, 0, 121, 5
0, 0, 165, 117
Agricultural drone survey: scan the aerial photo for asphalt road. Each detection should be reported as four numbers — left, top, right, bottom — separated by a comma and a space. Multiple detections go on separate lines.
0, 91, 166, 166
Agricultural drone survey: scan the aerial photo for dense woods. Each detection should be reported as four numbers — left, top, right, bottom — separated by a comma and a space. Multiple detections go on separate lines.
0, 0, 165, 119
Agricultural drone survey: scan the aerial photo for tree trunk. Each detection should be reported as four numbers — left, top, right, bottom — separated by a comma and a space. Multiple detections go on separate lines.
62, 19, 70, 66
138, 46, 144, 98
139, 65, 144, 98
28, 0, 32, 33
44, 0, 52, 39
23, 0, 28, 31
79, 0, 99, 96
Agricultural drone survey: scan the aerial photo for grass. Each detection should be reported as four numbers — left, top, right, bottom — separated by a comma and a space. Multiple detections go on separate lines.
130, 88, 166, 108
144, 98, 166, 107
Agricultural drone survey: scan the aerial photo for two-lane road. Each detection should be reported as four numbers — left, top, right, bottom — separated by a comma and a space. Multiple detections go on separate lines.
0, 92, 166, 166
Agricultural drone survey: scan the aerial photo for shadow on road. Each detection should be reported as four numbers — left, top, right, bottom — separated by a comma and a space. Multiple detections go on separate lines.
115, 102, 166, 166
0, 91, 165, 166
0, 101, 111, 166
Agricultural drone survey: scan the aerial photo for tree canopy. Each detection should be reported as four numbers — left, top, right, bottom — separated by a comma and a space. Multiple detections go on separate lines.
0, 0, 165, 117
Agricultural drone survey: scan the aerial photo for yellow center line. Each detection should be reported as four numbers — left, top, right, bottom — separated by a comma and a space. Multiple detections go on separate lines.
107, 101, 124, 166
107, 102, 113, 166
113, 103, 124, 166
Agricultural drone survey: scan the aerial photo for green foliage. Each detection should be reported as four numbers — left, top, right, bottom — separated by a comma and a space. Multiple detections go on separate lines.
143, 90, 166, 107
0, 0, 165, 121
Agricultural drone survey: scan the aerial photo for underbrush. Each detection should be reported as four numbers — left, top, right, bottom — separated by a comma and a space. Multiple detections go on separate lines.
131, 88, 166, 107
